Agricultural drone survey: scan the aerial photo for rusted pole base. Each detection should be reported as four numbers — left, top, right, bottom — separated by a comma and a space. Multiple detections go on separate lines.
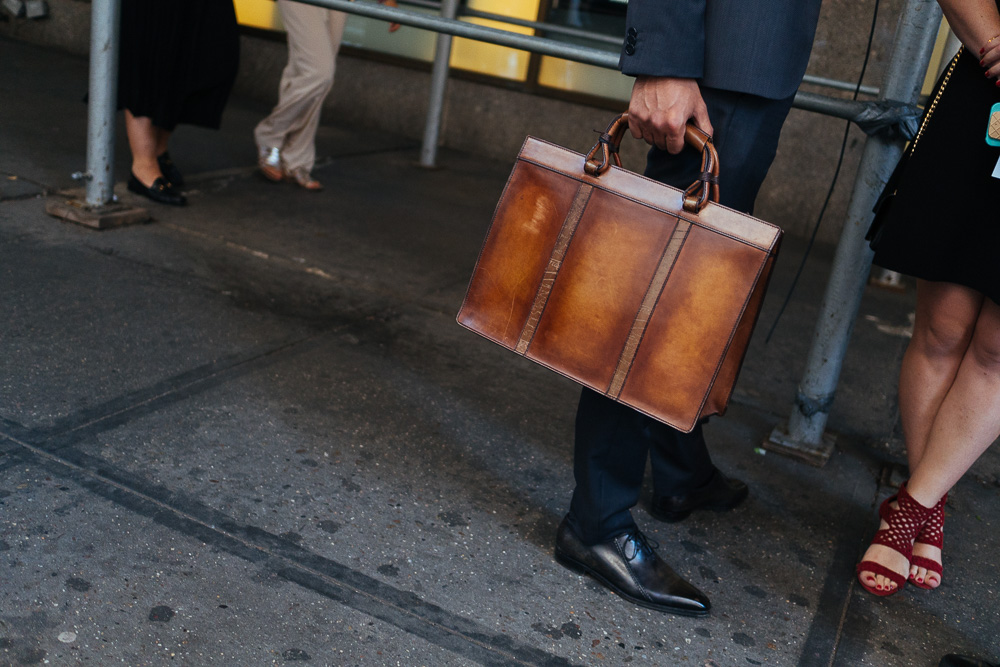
763, 423, 837, 468
45, 198, 149, 230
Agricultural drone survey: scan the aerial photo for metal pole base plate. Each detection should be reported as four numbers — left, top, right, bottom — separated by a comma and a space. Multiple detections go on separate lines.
45, 198, 150, 230
763, 423, 836, 467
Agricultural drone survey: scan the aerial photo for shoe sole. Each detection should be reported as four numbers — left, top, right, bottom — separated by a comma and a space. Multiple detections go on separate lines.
258, 165, 285, 183
554, 549, 709, 617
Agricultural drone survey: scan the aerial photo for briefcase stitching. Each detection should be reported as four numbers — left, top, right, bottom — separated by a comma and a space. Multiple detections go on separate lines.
521, 136, 783, 238
517, 154, 779, 255
515, 183, 594, 355
606, 220, 692, 398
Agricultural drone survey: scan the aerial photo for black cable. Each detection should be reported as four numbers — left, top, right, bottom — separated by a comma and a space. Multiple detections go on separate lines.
764, 0, 881, 344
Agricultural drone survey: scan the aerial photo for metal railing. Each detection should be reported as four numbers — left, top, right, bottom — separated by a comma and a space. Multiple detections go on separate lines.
308, 0, 888, 148
406, 0, 883, 94
77, 0, 945, 464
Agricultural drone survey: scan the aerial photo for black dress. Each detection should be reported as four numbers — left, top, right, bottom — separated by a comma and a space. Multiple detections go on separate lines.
117, 0, 240, 132
868, 46, 1000, 305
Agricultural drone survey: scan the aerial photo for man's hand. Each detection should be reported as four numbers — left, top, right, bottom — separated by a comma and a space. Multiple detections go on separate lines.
627, 76, 713, 153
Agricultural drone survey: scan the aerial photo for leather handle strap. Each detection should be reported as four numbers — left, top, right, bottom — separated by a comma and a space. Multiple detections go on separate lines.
583, 114, 629, 175
584, 112, 720, 214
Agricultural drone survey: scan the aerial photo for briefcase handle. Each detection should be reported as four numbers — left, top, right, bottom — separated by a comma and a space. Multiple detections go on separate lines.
584, 112, 720, 214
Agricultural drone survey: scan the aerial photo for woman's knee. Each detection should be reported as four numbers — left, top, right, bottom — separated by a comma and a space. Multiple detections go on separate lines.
916, 312, 976, 359
968, 323, 1000, 371
913, 282, 985, 357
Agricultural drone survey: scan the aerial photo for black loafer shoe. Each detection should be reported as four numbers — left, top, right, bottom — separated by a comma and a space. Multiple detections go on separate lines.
650, 468, 748, 523
127, 173, 186, 206
554, 517, 710, 616
156, 151, 184, 187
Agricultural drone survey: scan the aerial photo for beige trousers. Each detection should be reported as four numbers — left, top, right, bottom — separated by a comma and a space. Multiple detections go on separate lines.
254, 1, 346, 176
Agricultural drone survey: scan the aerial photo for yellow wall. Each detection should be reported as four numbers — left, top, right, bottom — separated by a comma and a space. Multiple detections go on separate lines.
234, 0, 283, 30
537, 58, 630, 102
449, 0, 538, 81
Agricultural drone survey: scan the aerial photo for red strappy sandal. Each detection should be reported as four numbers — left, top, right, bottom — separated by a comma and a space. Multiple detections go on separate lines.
856, 483, 935, 596
909, 493, 946, 589
878, 491, 946, 589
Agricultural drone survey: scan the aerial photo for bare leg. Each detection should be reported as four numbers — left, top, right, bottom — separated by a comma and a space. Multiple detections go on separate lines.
154, 127, 171, 159
899, 282, 981, 587
911, 295, 1000, 492
905, 296, 1000, 584
899, 281, 981, 468
860, 284, 1000, 592
859, 281, 981, 592
125, 109, 165, 187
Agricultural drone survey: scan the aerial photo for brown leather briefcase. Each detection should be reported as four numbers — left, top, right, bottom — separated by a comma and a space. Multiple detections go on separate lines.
456, 113, 781, 433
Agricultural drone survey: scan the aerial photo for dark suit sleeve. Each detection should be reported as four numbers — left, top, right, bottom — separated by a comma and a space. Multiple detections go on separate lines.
619, 0, 706, 78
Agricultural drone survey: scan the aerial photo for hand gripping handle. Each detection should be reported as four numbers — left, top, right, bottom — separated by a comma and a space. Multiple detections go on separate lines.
583, 112, 720, 214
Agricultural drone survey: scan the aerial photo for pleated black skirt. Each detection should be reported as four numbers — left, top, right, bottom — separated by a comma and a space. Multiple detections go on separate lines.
868, 47, 1000, 304
117, 0, 240, 131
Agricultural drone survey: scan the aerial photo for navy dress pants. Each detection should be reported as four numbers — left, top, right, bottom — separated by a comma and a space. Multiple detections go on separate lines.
567, 87, 796, 545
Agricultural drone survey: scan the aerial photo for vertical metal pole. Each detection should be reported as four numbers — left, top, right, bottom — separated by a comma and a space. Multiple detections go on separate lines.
84, 0, 121, 207
766, 0, 943, 465
419, 0, 459, 168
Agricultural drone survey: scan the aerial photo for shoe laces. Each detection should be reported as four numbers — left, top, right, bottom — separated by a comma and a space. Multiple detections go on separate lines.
622, 529, 658, 561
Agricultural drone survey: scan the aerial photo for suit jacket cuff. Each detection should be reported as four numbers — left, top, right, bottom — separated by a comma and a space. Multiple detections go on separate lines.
619, 0, 706, 79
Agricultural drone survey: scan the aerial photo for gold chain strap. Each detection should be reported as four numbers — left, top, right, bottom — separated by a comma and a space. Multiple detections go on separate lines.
908, 46, 963, 158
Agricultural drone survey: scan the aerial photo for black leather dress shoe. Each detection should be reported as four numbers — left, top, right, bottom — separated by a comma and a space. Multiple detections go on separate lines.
127, 174, 186, 206
939, 656, 998, 667
156, 151, 184, 187
650, 468, 748, 523
554, 517, 710, 616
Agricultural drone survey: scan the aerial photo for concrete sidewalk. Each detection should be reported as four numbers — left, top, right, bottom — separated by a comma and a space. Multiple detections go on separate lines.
2, 36, 999, 667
